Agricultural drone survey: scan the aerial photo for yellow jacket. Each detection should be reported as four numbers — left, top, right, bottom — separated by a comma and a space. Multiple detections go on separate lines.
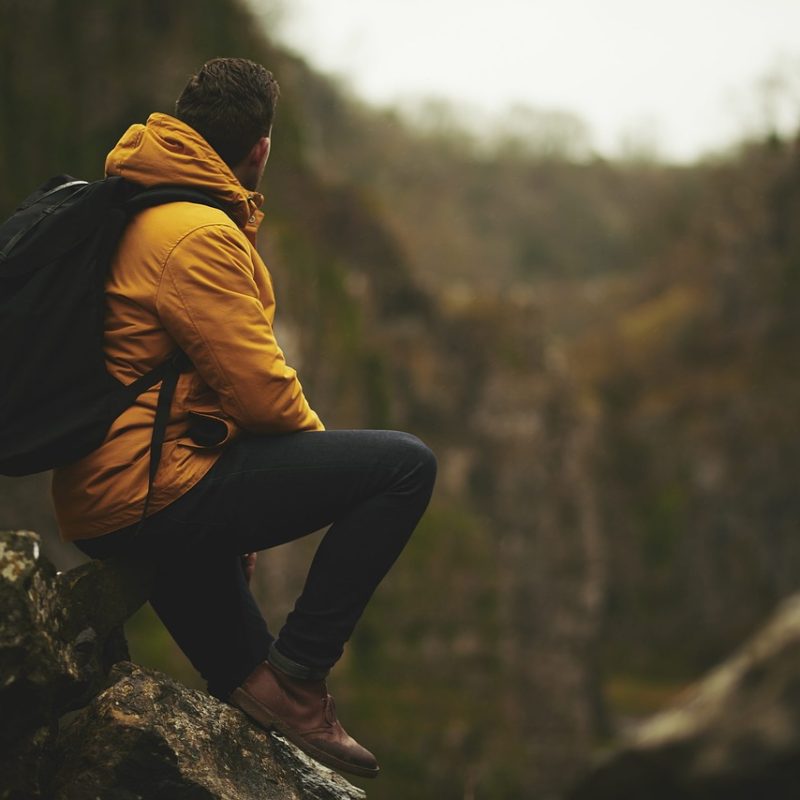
52, 113, 323, 542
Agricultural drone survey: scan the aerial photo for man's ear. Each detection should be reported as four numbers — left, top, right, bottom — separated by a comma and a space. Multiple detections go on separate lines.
232, 136, 272, 190
251, 136, 270, 167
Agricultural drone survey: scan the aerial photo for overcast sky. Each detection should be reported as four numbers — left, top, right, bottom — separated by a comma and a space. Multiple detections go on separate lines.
259, 0, 800, 162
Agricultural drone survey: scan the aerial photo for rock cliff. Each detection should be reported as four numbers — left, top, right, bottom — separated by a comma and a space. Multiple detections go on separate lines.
0, 529, 365, 800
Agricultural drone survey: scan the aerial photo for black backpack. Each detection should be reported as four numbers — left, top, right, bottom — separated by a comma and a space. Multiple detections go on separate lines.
0, 174, 230, 517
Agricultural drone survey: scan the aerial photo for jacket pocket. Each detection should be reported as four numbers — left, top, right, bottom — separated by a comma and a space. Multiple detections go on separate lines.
183, 411, 238, 448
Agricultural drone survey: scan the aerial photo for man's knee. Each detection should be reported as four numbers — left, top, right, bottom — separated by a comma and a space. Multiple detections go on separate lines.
391, 431, 437, 493
413, 435, 437, 488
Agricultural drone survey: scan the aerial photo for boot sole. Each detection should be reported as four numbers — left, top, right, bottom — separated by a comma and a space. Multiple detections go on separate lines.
230, 687, 380, 780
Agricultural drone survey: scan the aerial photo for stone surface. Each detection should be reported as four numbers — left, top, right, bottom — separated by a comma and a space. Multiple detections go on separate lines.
0, 723, 58, 800
0, 531, 366, 799
570, 593, 800, 799
53, 661, 366, 800
0, 529, 130, 749
0, 530, 79, 742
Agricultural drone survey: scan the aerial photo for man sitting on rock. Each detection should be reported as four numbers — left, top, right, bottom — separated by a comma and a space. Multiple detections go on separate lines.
52, 57, 436, 780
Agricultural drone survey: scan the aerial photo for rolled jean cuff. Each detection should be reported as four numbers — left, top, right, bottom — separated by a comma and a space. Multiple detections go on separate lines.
268, 641, 329, 681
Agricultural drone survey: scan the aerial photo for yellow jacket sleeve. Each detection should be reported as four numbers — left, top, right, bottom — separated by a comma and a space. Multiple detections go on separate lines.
156, 223, 324, 433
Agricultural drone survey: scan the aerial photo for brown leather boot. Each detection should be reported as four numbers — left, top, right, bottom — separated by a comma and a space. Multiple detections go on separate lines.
229, 661, 380, 779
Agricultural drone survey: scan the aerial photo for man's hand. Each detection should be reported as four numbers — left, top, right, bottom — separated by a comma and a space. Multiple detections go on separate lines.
241, 552, 257, 586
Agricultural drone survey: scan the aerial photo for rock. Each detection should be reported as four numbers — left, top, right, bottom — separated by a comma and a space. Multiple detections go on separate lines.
1, 723, 58, 800
569, 593, 800, 799
53, 661, 366, 800
0, 531, 82, 741
0, 531, 366, 799
0, 529, 131, 747
0, 529, 106, 799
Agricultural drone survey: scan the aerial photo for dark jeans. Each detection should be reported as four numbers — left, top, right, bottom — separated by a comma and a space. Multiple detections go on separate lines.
75, 429, 436, 699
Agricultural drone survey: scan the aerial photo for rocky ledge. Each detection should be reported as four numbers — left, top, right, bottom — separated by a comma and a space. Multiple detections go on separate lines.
0, 529, 365, 800
569, 593, 800, 799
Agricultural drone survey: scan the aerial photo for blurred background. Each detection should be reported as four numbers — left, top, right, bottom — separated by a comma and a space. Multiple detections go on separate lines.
2, 1, 800, 797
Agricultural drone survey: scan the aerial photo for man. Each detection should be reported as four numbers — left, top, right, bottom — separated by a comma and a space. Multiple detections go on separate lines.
52, 58, 436, 780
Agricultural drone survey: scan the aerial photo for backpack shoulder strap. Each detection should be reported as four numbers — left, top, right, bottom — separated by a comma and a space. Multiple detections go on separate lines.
123, 184, 237, 222
113, 352, 190, 547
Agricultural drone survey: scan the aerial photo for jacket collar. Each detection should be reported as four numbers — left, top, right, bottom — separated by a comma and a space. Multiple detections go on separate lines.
105, 113, 264, 230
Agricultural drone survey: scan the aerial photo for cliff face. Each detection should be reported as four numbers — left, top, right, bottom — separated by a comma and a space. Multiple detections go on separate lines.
406, 295, 607, 793
0, 529, 365, 800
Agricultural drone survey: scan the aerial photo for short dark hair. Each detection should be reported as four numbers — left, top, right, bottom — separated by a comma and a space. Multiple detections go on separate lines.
175, 57, 279, 168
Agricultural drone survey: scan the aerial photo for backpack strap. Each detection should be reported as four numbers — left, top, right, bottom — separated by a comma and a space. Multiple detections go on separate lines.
120, 351, 190, 543
124, 185, 235, 220
141, 352, 188, 523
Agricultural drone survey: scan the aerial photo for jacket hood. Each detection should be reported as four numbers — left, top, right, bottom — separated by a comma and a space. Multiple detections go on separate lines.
105, 113, 264, 229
